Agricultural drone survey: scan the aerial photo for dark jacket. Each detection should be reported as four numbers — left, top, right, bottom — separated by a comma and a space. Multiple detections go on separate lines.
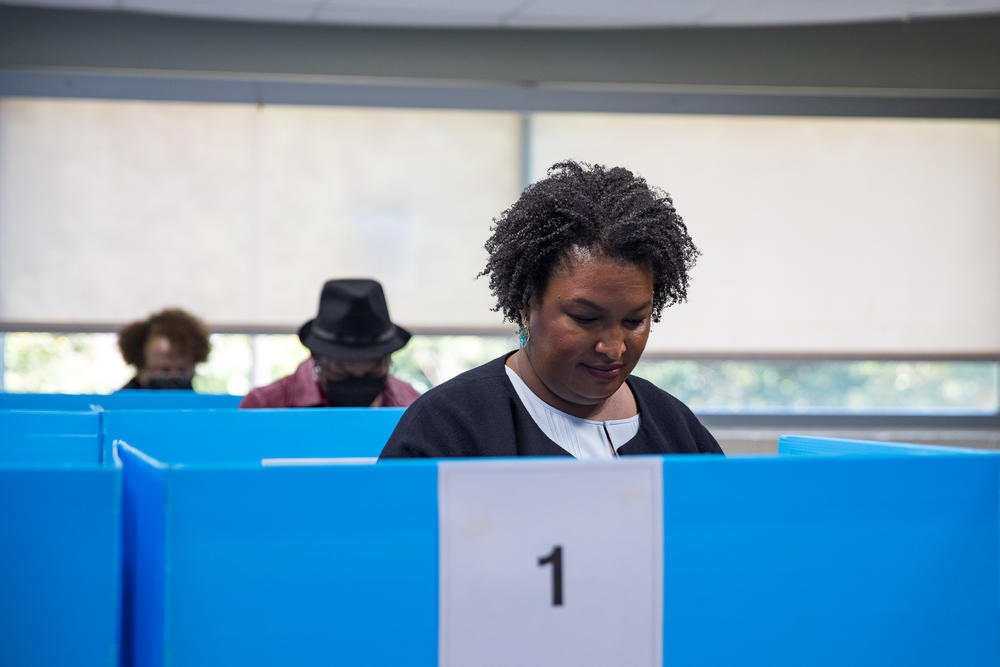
120, 376, 143, 390
379, 353, 723, 459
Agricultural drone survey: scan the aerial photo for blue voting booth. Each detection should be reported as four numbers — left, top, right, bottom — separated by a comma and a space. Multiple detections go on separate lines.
0, 409, 102, 463
1, 403, 408, 666
0, 392, 244, 463
0, 394, 235, 667
0, 391, 242, 411
113, 433, 1000, 667
0, 411, 121, 667
104, 407, 406, 463
3, 397, 998, 667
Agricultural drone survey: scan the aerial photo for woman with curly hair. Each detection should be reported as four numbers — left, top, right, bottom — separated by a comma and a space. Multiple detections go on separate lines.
380, 160, 722, 459
118, 308, 211, 390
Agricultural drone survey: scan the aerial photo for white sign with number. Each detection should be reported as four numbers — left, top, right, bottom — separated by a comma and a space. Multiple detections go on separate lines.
438, 458, 663, 667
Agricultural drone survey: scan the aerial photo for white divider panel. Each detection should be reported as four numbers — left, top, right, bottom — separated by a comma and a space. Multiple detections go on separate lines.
438, 458, 664, 667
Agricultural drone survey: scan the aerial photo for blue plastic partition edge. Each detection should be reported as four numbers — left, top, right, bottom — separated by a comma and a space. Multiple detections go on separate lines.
0, 392, 242, 411
102, 407, 406, 463
118, 443, 168, 667
778, 434, 993, 456
0, 410, 103, 464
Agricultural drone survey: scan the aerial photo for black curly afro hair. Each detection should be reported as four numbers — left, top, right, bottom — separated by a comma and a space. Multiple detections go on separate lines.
479, 160, 701, 326
118, 308, 211, 370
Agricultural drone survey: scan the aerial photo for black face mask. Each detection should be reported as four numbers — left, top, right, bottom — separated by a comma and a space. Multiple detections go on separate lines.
143, 376, 195, 390
322, 375, 387, 407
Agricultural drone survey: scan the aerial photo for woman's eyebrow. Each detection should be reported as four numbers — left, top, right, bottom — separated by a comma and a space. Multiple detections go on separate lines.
568, 297, 606, 311
568, 298, 653, 312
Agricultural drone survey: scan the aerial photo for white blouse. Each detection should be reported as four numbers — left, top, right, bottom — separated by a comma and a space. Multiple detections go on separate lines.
504, 365, 640, 459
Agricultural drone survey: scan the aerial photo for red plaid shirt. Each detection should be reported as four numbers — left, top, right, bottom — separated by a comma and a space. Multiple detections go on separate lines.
239, 359, 420, 409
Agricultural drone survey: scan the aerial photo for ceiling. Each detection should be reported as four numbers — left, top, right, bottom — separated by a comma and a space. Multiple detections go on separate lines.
4, 0, 1000, 28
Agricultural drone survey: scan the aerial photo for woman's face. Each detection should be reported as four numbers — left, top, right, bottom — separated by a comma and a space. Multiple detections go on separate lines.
138, 335, 196, 386
522, 248, 654, 415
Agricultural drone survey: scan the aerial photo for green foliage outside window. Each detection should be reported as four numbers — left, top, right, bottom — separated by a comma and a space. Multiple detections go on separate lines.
635, 358, 998, 413
2, 331, 997, 414
2, 332, 251, 395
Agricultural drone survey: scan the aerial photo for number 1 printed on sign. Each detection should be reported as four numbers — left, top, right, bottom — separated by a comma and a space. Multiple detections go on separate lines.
538, 545, 563, 606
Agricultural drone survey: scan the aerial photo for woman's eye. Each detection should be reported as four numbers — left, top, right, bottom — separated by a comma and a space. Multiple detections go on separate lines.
570, 315, 597, 324
624, 318, 645, 328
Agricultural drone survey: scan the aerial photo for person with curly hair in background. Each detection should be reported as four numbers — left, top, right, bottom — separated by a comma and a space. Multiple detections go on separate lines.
380, 160, 722, 459
118, 308, 211, 390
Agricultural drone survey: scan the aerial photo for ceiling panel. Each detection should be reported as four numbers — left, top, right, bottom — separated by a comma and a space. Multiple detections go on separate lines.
696, 0, 971, 26
122, 0, 319, 22
314, 2, 522, 27
3, 0, 1000, 27
508, 0, 718, 28
6, 0, 117, 8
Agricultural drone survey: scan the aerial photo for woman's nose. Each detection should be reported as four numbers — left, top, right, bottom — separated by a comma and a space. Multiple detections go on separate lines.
594, 329, 626, 359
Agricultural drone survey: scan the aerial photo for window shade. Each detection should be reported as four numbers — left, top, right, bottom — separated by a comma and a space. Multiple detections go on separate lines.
532, 113, 1000, 356
2, 99, 998, 356
0, 98, 520, 332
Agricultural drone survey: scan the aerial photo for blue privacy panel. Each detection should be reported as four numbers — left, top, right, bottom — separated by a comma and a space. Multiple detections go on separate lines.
105, 407, 406, 463
0, 391, 241, 411
117, 439, 999, 667
0, 465, 122, 667
778, 434, 989, 456
0, 410, 102, 463
120, 447, 167, 667
118, 445, 437, 667
662, 453, 1000, 667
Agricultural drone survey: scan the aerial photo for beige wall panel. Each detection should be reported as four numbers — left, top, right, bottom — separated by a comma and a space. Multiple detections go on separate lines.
0, 98, 520, 330
532, 113, 1000, 355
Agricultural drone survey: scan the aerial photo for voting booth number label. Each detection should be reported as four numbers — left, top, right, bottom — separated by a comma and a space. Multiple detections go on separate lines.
437, 459, 664, 667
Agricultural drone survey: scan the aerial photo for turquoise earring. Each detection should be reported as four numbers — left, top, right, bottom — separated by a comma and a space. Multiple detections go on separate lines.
519, 324, 530, 348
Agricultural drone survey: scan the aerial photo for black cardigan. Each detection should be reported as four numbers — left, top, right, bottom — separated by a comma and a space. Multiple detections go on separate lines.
379, 353, 723, 459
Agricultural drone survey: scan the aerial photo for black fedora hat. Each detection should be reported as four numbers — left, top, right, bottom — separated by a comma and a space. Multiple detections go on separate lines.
298, 279, 411, 359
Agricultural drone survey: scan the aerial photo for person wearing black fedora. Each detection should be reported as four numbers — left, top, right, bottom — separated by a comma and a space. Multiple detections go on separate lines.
239, 279, 420, 409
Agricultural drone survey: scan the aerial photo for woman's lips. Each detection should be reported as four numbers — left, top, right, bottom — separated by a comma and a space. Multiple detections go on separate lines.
584, 364, 623, 381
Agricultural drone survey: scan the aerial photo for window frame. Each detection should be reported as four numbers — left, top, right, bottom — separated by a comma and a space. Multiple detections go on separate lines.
3, 327, 998, 428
